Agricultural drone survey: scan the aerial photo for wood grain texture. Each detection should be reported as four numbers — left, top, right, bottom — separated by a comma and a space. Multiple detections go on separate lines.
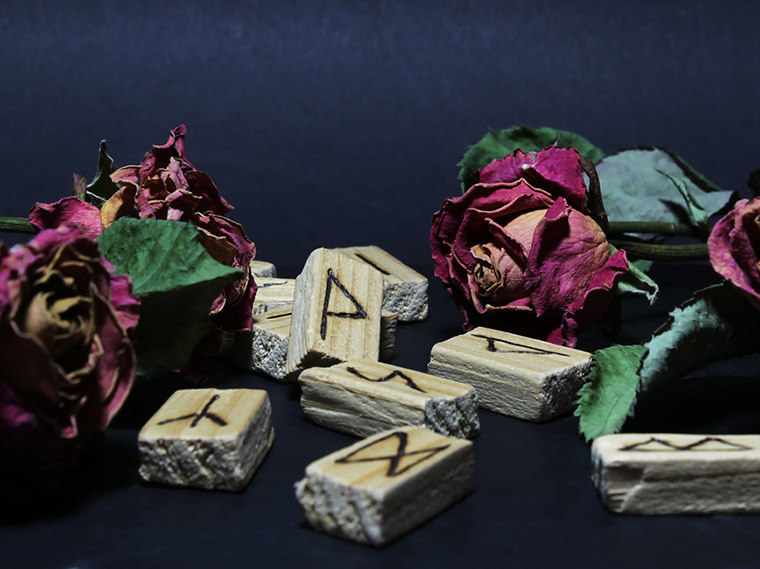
286, 248, 384, 374
138, 388, 274, 491
427, 326, 591, 421
295, 426, 474, 545
252, 277, 295, 315
333, 245, 428, 321
250, 260, 277, 278
592, 433, 760, 514
299, 360, 479, 438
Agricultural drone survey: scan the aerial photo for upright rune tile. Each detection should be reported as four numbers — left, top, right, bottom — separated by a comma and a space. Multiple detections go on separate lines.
251, 277, 296, 315
592, 433, 760, 514
295, 426, 474, 545
332, 245, 428, 321
138, 388, 274, 491
427, 326, 591, 421
286, 248, 384, 375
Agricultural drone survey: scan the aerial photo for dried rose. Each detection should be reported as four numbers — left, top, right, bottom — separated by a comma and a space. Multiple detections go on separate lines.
0, 225, 139, 484
29, 126, 256, 378
431, 146, 629, 346
708, 197, 760, 307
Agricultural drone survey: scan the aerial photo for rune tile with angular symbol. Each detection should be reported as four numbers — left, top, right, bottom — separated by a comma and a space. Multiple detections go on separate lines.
298, 360, 479, 438
138, 388, 274, 491
592, 433, 760, 514
428, 326, 591, 421
295, 426, 474, 545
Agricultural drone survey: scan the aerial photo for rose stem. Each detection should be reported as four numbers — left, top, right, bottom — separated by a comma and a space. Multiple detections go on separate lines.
607, 221, 700, 238
612, 241, 708, 261
0, 217, 37, 234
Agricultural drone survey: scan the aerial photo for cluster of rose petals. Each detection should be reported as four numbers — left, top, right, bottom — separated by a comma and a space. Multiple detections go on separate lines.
0, 225, 139, 476
708, 197, 760, 308
29, 125, 257, 369
431, 146, 629, 346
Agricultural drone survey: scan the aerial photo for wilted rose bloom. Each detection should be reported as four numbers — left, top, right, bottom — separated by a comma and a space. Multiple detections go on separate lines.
431, 146, 630, 346
0, 225, 139, 484
29, 125, 257, 378
708, 197, 760, 307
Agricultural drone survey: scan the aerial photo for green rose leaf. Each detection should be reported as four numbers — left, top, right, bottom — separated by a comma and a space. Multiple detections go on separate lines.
99, 218, 243, 378
576, 345, 646, 442
457, 125, 606, 192
638, 282, 760, 393
597, 147, 736, 236
577, 282, 760, 442
84, 140, 120, 206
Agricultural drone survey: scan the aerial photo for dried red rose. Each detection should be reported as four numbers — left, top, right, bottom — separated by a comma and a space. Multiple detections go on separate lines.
708, 197, 760, 307
29, 125, 257, 379
431, 146, 629, 346
0, 225, 139, 483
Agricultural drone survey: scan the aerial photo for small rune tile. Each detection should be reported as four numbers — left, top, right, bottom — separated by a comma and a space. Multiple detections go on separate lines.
252, 277, 296, 315
138, 388, 274, 491
286, 248, 384, 374
298, 360, 479, 438
232, 307, 294, 382
427, 326, 591, 422
592, 433, 760, 514
295, 426, 474, 545
333, 245, 428, 321
250, 259, 277, 278
379, 310, 397, 362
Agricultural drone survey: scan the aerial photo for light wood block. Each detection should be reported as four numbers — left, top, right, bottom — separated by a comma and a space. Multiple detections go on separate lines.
592, 433, 760, 514
286, 248, 383, 374
232, 307, 293, 382
295, 426, 474, 545
427, 326, 591, 422
251, 259, 277, 278
252, 277, 295, 315
333, 245, 428, 321
138, 388, 274, 491
299, 360, 479, 438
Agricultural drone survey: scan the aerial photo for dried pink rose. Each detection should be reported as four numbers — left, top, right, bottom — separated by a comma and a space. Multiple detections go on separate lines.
29, 125, 257, 379
708, 197, 760, 307
431, 146, 629, 346
0, 225, 139, 483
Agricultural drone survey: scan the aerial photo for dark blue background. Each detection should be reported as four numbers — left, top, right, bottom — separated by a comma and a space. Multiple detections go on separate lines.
3, 1, 760, 568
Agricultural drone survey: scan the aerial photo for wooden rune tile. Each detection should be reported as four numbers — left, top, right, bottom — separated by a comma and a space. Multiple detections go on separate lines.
427, 326, 591, 422
250, 259, 277, 278
332, 245, 428, 321
295, 426, 474, 545
299, 360, 479, 438
252, 277, 296, 315
286, 248, 384, 375
592, 433, 760, 514
379, 310, 397, 362
138, 388, 274, 491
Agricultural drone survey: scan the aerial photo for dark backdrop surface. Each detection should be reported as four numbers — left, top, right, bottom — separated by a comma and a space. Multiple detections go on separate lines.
2, 1, 760, 568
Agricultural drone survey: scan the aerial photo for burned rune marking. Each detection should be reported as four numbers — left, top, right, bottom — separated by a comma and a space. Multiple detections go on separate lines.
320, 268, 368, 340
257, 281, 289, 288
355, 253, 390, 275
471, 333, 569, 357
346, 366, 425, 393
335, 431, 450, 477
157, 394, 228, 428
619, 436, 752, 452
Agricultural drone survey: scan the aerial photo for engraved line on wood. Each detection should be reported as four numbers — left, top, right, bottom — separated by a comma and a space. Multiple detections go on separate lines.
320, 268, 368, 340
334, 431, 451, 477
619, 436, 752, 452
258, 281, 289, 288
157, 394, 228, 428
345, 366, 426, 393
264, 312, 292, 320
354, 252, 391, 275
471, 333, 570, 357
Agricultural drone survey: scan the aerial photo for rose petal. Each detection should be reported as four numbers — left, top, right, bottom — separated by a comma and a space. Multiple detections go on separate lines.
29, 197, 103, 240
